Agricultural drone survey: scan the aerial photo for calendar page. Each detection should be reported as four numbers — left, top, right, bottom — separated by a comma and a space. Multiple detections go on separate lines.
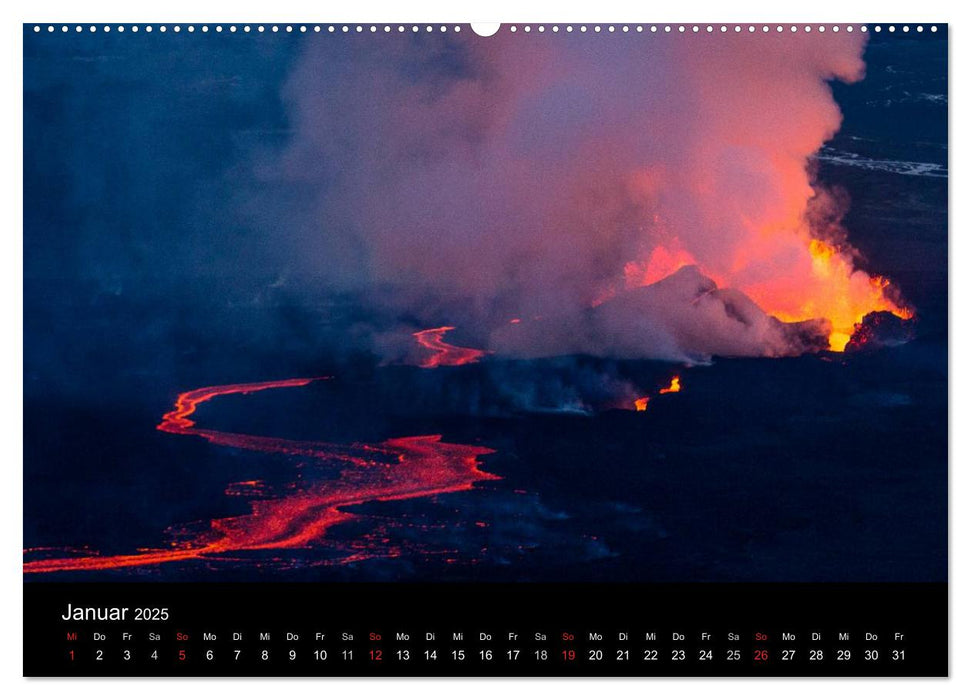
22, 20, 948, 677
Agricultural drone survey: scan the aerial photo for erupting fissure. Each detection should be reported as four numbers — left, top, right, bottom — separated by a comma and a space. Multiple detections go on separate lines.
764, 238, 914, 352
23, 378, 497, 574
622, 236, 913, 354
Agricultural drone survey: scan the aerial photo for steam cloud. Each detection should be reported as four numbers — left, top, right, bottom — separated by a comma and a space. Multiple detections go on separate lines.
257, 31, 892, 362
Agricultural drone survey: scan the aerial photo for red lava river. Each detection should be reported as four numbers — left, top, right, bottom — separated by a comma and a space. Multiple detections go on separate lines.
412, 326, 489, 368
23, 378, 497, 574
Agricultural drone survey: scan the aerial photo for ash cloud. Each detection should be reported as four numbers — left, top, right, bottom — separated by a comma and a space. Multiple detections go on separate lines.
492, 266, 830, 362
250, 31, 870, 361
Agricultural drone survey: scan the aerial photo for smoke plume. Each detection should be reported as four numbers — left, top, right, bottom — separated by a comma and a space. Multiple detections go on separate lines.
257, 30, 907, 361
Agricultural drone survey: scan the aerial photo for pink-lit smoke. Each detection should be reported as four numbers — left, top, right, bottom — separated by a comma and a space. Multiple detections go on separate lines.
265, 30, 908, 362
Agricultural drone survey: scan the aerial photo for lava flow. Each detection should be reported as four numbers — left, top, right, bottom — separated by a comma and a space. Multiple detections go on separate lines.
632, 374, 682, 411
659, 376, 681, 394
413, 326, 489, 368
24, 378, 497, 574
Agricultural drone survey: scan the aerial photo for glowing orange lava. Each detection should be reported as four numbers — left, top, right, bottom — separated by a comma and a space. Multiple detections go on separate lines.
748, 239, 914, 352
631, 374, 682, 412
624, 242, 699, 288
660, 376, 681, 394
622, 235, 912, 353
24, 379, 497, 574
413, 326, 489, 368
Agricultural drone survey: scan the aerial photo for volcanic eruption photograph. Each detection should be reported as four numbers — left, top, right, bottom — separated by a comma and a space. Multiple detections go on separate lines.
23, 25, 946, 583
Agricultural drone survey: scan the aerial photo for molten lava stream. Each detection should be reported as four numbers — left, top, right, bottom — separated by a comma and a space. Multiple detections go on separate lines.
413, 326, 489, 368
23, 378, 497, 574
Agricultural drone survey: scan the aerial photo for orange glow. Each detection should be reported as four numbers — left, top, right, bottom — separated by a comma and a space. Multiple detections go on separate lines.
745, 239, 913, 352
625, 235, 912, 353
631, 373, 682, 412
624, 243, 698, 288
24, 379, 497, 574
659, 375, 681, 394
413, 326, 489, 368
